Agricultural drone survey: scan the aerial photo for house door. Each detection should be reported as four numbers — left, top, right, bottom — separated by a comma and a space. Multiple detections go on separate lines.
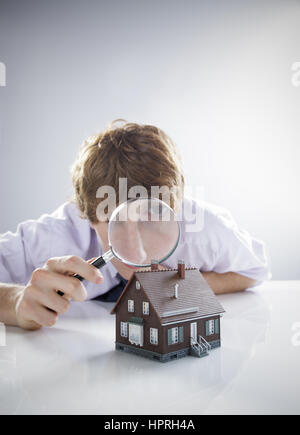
190, 322, 197, 344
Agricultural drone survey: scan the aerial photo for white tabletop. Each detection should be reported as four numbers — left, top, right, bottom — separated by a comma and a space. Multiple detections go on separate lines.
1, 281, 300, 415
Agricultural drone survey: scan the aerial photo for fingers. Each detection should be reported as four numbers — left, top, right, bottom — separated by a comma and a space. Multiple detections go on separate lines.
45, 256, 103, 285
26, 300, 59, 328
30, 285, 71, 314
17, 295, 58, 328
87, 257, 98, 264
16, 256, 104, 330
30, 268, 88, 302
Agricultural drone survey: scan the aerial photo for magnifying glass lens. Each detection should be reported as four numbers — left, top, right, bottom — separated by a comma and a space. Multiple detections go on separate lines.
108, 198, 180, 267
70, 197, 180, 284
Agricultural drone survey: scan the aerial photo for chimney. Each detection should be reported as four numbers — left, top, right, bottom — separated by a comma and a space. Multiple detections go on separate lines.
178, 260, 185, 279
174, 283, 179, 299
151, 259, 159, 271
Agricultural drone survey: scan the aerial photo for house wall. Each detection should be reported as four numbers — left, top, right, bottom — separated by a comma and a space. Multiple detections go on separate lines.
161, 315, 221, 354
115, 277, 165, 354
114, 277, 221, 356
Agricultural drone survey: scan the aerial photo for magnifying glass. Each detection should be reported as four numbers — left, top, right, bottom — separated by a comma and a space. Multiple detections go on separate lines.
73, 197, 180, 281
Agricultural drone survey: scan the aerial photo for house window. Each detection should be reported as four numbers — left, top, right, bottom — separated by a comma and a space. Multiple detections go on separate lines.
128, 300, 134, 313
208, 320, 215, 335
128, 323, 144, 346
143, 302, 149, 315
172, 327, 178, 344
168, 327, 179, 345
120, 322, 128, 337
206, 319, 220, 336
150, 328, 158, 345
179, 326, 184, 343
136, 281, 140, 290
168, 326, 184, 345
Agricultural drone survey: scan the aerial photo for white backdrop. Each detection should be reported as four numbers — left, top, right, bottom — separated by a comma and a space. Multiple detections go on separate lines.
0, 0, 299, 279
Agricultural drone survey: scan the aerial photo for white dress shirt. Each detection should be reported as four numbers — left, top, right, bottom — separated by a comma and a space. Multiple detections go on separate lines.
0, 198, 271, 299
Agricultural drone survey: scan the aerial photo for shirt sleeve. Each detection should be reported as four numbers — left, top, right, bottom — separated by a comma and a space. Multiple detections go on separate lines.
0, 202, 94, 286
0, 202, 119, 299
206, 206, 272, 285
0, 218, 52, 285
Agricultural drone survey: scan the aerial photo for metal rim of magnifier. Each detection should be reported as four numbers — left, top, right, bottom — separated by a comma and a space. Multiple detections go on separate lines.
107, 197, 181, 267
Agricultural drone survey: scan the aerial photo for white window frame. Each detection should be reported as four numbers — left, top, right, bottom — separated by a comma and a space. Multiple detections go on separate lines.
208, 319, 215, 336
150, 328, 158, 345
143, 301, 149, 315
171, 327, 178, 344
128, 300, 134, 313
120, 322, 128, 337
136, 281, 140, 290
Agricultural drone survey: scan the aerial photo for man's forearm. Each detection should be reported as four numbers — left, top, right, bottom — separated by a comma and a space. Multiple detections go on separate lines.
202, 271, 257, 294
0, 283, 24, 326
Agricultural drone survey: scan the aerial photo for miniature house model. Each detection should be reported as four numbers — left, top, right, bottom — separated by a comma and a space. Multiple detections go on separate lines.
111, 260, 225, 362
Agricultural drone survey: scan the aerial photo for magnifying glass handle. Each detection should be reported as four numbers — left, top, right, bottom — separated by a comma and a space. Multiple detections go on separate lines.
73, 256, 107, 281
57, 250, 114, 297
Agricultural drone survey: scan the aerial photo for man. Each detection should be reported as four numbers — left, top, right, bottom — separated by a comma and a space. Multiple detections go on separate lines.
0, 121, 271, 330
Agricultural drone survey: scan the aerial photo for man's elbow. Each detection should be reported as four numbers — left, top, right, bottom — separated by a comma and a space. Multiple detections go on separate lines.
236, 274, 258, 291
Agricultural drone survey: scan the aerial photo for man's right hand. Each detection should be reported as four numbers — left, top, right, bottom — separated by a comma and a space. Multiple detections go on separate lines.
15, 256, 103, 330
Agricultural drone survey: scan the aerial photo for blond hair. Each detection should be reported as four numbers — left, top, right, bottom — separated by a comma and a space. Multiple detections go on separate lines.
71, 120, 185, 223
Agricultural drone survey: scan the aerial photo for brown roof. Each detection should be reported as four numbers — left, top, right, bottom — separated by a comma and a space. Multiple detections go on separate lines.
111, 268, 225, 324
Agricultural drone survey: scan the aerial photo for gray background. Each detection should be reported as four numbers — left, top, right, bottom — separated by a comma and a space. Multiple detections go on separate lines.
0, 0, 299, 279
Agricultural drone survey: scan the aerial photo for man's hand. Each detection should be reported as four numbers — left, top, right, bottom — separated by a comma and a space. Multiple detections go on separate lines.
202, 271, 257, 294
15, 256, 103, 330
